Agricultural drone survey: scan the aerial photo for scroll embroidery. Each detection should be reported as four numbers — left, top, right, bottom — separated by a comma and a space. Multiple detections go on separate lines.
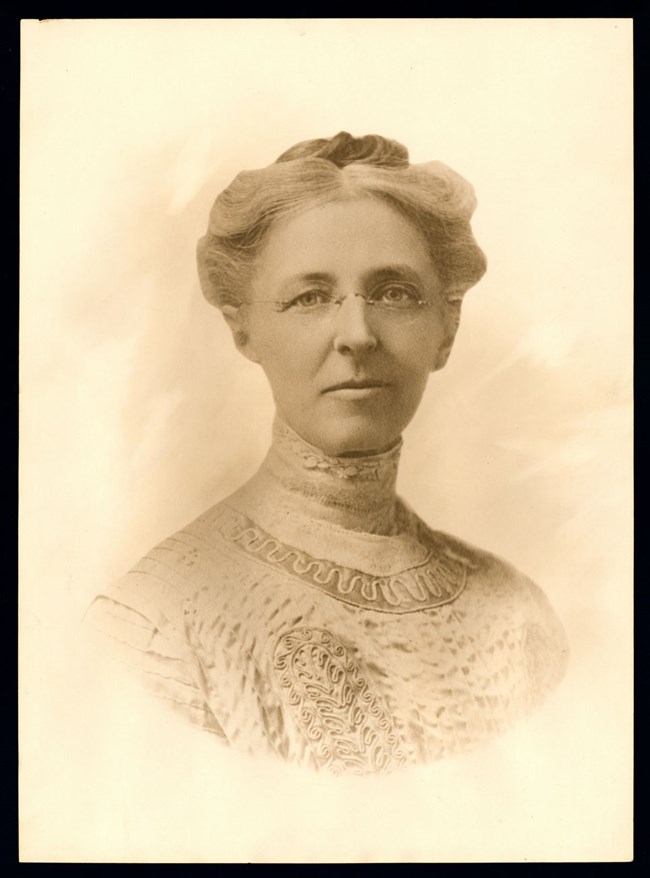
273, 627, 408, 775
209, 507, 472, 614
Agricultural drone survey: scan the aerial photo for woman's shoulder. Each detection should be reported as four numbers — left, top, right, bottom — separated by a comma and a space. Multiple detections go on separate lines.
88, 500, 237, 621
84, 500, 238, 685
429, 526, 568, 633
83, 504, 235, 740
430, 526, 551, 601
430, 526, 570, 691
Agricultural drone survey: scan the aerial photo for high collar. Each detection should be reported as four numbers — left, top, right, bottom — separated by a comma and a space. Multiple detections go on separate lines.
230, 416, 404, 536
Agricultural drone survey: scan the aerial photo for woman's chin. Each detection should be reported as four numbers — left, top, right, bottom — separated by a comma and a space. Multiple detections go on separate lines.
288, 417, 403, 458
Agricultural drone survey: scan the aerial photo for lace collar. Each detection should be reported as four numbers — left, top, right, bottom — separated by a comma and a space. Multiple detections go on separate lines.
220, 416, 473, 593
227, 416, 404, 537
271, 417, 403, 483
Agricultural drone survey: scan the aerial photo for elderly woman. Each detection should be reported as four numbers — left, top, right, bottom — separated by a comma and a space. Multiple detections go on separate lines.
87, 132, 568, 775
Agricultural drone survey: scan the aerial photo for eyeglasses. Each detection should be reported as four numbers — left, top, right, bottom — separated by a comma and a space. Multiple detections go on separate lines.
243, 287, 436, 320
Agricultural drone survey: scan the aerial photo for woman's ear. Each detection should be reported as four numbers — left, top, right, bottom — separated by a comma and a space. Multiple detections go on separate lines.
220, 304, 260, 363
431, 298, 463, 372
432, 334, 456, 371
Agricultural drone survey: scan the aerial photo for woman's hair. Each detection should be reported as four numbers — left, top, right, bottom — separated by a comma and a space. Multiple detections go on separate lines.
197, 132, 487, 325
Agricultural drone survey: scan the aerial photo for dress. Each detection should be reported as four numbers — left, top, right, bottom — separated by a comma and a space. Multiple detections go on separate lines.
86, 418, 569, 776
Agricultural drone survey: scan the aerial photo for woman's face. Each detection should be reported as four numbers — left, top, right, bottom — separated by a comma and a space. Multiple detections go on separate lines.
233, 196, 450, 456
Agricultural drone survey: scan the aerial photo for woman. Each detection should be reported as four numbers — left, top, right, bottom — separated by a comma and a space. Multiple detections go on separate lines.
87, 131, 568, 775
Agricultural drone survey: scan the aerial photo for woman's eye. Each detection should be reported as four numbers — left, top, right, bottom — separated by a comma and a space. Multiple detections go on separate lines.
290, 290, 331, 308
373, 283, 419, 305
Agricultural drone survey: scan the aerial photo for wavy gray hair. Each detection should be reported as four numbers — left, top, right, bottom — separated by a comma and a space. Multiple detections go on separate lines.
197, 132, 487, 335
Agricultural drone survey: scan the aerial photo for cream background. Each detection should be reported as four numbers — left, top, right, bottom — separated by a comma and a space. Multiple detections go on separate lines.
19, 19, 633, 862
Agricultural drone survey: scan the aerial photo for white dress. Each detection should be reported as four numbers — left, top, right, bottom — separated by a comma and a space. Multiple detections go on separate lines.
86, 418, 569, 775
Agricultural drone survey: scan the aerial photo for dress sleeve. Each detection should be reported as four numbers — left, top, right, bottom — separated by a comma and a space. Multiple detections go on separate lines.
520, 577, 570, 706
84, 577, 229, 744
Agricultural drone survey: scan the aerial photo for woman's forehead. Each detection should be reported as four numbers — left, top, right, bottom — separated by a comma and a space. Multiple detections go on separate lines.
254, 197, 435, 279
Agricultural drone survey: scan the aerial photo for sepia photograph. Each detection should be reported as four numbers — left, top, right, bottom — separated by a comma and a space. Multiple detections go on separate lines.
19, 19, 633, 862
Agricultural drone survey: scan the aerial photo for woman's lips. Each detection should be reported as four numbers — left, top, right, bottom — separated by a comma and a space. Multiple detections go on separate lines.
323, 381, 389, 398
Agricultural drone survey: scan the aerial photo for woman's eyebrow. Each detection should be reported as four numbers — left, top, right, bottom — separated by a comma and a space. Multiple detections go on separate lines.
364, 265, 427, 284
278, 265, 431, 295
279, 272, 335, 292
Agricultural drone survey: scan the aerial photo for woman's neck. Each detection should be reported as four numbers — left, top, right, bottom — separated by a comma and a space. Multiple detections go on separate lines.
228, 416, 404, 535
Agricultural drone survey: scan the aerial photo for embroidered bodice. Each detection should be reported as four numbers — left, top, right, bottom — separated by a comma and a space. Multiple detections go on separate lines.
87, 418, 569, 775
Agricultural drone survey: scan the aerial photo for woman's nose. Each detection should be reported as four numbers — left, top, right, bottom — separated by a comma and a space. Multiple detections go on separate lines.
332, 294, 378, 355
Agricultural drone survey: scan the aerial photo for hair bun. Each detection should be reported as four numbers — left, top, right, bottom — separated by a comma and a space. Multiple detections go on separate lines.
275, 131, 410, 169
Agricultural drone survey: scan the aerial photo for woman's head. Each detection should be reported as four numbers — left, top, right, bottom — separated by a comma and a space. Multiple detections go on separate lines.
196, 133, 487, 455
198, 132, 486, 317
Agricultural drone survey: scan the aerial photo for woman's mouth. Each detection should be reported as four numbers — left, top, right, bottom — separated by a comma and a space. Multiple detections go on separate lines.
323, 380, 389, 398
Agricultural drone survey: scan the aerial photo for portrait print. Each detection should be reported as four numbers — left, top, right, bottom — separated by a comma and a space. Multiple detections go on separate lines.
85, 130, 569, 774
20, 19, 632, 862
